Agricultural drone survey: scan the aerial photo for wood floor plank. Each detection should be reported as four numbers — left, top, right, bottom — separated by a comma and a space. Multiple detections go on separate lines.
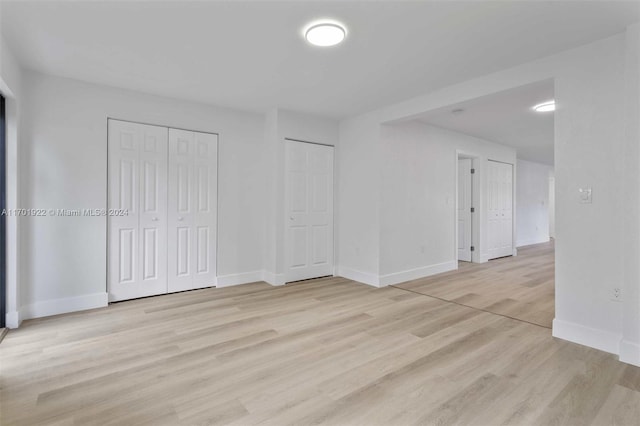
1, 240, 639, 425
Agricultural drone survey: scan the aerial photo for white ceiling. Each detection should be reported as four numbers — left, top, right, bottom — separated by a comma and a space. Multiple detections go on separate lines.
418, 80, 555, 165
1, 1, 638, 119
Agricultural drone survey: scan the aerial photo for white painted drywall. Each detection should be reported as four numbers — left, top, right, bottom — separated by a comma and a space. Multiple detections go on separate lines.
20, 71, 266, 318
549, 173, 555, 239
621, 22, 640, 366
516, 159, 552, 247
379, 121, 516, 280
0, 35, 23, 327
336, 111, 382, 286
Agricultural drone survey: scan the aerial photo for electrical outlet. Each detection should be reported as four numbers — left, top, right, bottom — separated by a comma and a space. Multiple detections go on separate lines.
611, 287, 622, 302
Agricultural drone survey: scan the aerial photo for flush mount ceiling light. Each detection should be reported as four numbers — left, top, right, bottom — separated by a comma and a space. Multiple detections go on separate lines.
304, 21, 346, 47
533, 100, 555, 112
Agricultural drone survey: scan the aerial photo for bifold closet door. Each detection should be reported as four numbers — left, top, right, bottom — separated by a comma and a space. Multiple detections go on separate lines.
108, 120, 168, 302
487, 160, 514, 260
168, 129, 218, 292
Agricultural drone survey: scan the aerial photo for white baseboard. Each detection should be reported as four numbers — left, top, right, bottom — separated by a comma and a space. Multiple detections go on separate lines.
22, 292, 109, 320
337, 266, 381, 288
262, 271, 286, 286
216, 271, 264, 288
619, 339, 640, 367
552, 318, 621, 355
517, 236, 550, 248
379, 261, 457, 287
5, 309, 22, 329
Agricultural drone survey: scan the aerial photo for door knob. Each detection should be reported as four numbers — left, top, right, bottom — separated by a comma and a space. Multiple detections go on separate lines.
290, 216, 294, 221
178, 217, 184, 221
151, 217, 159, 221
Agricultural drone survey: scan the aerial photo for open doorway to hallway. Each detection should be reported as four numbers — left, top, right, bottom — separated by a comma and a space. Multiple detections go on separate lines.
398, 79, 555, 328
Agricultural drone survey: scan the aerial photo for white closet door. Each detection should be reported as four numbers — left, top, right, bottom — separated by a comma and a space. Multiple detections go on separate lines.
487, 160, 513, 260
108, 120, 168, 301
285, 141, 334, 282
168, 128, 217, 292
457, 158, 472, 262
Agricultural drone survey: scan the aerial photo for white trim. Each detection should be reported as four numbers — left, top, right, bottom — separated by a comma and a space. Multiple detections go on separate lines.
22, 292, 109, 320
619, 339, 640, 367
337, 266, 381, 288
262, 271, 286, 286
216, 271, 263, 288
5, 309, 21, 329
516, 236, 550, 248
552, 318, 621, 355
379, 261, 457, 287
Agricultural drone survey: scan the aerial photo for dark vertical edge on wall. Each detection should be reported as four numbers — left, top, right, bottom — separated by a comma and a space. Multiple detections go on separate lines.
105, 118, 110, 298
0, 95, 7, 328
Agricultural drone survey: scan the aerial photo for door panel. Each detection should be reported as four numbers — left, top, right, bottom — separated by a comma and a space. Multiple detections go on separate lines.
457, 158, 472, 262
168, 129, 217, 292
108, 119, 168, 301
487, 160, 514, 260
285, 141, 334, 282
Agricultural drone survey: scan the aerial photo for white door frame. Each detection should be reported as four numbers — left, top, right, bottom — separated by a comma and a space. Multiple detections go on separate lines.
283, 138, 335, 283
455, 151, 481, 264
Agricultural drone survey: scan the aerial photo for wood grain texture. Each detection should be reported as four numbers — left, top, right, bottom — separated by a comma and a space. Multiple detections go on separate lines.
1, 243, 638, 425
396, 241, 555, 328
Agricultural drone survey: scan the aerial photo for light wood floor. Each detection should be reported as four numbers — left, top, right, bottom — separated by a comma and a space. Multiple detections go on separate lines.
2, 252, 639, 425
396, 241, 555, 328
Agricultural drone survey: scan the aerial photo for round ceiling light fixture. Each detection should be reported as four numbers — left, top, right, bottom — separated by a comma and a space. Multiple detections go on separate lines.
304, 21, 346, 47
533, 100, 555, 112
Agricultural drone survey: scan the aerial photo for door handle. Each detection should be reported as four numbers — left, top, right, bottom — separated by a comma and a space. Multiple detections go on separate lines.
151, 217, 159, 221
290, 216, 294, 221
178, 217, 184, 221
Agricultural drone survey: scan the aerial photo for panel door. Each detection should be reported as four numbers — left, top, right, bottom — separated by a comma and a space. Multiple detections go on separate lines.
108, 119, 168, 301
168, 128, 217, 292
457, 158, 472, 262
285, 141, 334, 283
487, 160, 513, 260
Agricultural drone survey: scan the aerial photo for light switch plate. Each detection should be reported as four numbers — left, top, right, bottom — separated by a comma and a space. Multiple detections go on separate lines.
579, 187, 592, 204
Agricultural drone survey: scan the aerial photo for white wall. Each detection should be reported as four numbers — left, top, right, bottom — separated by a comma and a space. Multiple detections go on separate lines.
20, 71, 267, 318
337, 30, 640, 365
1, 34, 23, 328
516, 159, 552, 247
621, 22, 640, 366
549, 173, 555, 239
336, 111, 382, 286
379, 122, 516, 283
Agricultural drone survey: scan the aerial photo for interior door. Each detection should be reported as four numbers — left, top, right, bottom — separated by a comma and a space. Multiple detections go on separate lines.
457, 158, 472, 262
285, 141, 334, 282
487, 160, 514, 259
168, 128, 217, 292
108, 119, 168, 301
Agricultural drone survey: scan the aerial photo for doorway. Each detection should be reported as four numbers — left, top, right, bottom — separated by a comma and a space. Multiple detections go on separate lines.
284, 139, 334, 283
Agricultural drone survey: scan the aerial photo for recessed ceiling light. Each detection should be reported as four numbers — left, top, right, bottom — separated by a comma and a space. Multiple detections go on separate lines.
304, 22, 346, 47
533, 100, 555, 112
